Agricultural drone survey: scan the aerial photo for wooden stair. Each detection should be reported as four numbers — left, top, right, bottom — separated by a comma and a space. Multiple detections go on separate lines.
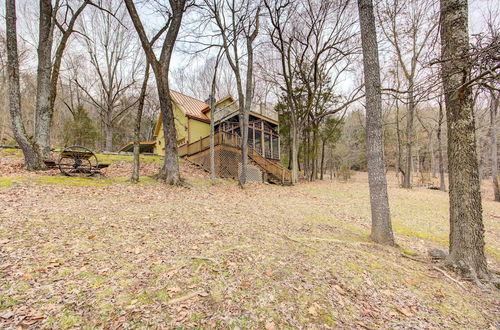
178, 131, 292, 185
247, 146, 292, 185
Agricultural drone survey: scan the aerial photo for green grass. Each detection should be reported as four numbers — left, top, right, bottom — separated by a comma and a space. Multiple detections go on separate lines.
21, 175, 158, 187
0, 147, 164, 165
0, 177, 26, 189
34, 176, 109, 187
0, 148, 22, 157
95, 153, 163, 165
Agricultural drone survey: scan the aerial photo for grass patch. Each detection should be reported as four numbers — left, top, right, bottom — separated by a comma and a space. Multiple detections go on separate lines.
393, 223, 448, 245
0, 148, 22, 158
0, 177, 26, 190
0, 293, 19, 310
46, 310, 82, 329
31, 175, 158, 187
95, 153, 163, 165
34, 176, 108, 187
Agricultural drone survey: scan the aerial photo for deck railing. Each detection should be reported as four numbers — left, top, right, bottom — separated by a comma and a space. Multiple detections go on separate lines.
177, 131, 291, 183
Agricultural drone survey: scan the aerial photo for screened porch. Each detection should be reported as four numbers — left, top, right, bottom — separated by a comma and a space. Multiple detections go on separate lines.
217, 118, 280, 160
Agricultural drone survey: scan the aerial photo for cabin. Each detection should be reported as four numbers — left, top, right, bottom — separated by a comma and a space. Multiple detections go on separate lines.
145, 91, 291, 184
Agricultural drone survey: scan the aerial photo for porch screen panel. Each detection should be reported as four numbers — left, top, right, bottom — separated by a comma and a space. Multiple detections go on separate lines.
272, 135, 279, 159
255, 130, 262, 154
248, 128, 254, 147
264, 133, 271, 158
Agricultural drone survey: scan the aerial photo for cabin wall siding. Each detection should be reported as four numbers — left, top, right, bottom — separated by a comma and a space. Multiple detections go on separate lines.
153, 104, 188, 156
188, 118, 210, 144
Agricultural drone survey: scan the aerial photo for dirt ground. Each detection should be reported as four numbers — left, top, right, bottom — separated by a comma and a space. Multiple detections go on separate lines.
0, 149, 499, 328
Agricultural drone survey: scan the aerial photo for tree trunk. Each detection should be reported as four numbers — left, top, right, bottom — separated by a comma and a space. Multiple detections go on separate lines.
34, 0, 88, 159
430, 136, 436, 178
489, 91, 499, 202
131, 64, 150, 184
304, 126, 310, 180
104, 114, 113, 152
209, 52, 222, 185
403, 89, 415, 188
34, 0, 54, 160
357, 0, 395, 246
320, 138, 326, 180
291, 119, 299, 183
440, 0, 488, 278
310, 124, 319, 181
5, 0, 44, 170
395, 101, 404, 185
209, 98, 216, 184
438, 99, 446, 191
157, 77, 181, 185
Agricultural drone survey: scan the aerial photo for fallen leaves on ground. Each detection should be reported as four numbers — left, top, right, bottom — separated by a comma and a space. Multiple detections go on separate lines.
0, 151, 499, 328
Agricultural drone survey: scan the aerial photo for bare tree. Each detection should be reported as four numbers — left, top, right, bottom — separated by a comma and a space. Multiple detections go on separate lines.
76, 1, 141, 151
125, 0, 191, 185
5, 0, 43, 169
35, 0, 91, 160
131, 64, 150, 184
357, 0, 395, 245
204, 0, 261, 186
440, 0, 487, 279
265, 0, 358, 183
209, 51, 223, 184
377, 0, 439, 188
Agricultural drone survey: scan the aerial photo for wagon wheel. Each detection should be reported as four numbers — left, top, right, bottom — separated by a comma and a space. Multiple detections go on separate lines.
58, 146, 99, 177
58, 156, 92, 177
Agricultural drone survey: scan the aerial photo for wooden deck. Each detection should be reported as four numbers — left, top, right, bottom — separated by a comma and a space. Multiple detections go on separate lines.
178, 131, 292, 185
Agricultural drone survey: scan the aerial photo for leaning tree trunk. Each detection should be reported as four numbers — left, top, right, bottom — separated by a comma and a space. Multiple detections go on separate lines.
440, 0, 488, 278
209, 96, 216, 184
209, 56, 221, 185
5, 0, 44, 170
131, 64, 150, 184
489, 91, 499, 202
357, 0, 395, 246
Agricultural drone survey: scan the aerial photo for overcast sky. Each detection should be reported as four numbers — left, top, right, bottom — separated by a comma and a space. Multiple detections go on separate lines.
0, 0, 497, 102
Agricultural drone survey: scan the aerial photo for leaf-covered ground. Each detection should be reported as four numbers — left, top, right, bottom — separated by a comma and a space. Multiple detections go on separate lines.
0, 149, 499, 328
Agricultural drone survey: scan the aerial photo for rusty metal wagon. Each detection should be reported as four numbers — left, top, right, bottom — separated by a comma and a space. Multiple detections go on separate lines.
44, 146, 109, 177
